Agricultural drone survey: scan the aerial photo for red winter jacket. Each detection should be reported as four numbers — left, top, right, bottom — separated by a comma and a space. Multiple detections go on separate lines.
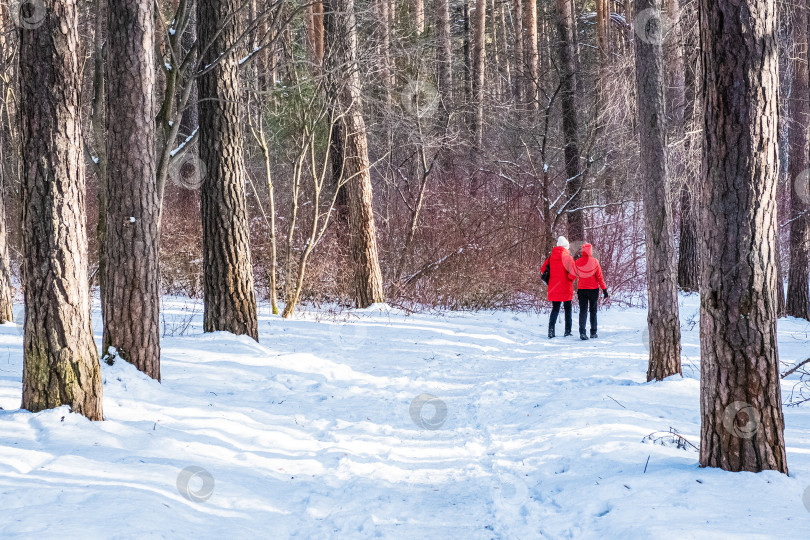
541, 246, 576, 301
568, 243, 607, 290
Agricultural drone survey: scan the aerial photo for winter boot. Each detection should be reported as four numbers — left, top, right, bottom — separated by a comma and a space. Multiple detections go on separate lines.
590, 330, 598, 339
548, 325, 556, 339
580, 331, 589, 341
564, 330, 572, 337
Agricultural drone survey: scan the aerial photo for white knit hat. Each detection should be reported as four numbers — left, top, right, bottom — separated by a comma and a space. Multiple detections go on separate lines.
557, 236, 570, 249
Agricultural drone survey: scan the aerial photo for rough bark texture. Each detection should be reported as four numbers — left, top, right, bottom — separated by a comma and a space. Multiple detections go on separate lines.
787, 2, 810, 320
324, 0, 385, 308
19, 0, 103, 420
102, 0, 161, 378
635, 0, 682, 382
698, 0, 787, 473
554, 0, 583, 240
198, 0, 259, 339
472, 0, 487, 145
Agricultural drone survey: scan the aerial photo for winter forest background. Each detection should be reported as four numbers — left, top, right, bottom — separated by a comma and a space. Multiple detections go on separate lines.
2, 0, 810, 536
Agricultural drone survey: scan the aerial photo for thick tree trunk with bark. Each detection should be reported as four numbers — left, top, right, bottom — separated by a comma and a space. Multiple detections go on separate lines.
698, 0, 787, 474
102, 0, 161, 378
19, 0, 103, 420
635, 0, 682, 381
472, 0, 486, 145
787, 2, 810, 320
198, 0, 259, 339
324, 0, 385, 308
554, 0, 584, 240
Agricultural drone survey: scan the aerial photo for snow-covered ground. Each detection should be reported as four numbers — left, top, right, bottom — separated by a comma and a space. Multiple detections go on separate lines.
2, 294, 810, 538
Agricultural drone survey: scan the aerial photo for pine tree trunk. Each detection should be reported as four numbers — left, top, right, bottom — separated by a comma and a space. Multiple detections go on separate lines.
179, 4, 198, 139
472, 0, 487, 146
698, 0, 787, 474
522, 0, 539, 108
0, 150, 12, 324
102, 0, 161, 378
554, 0, 584, 240
0, 5, 12, 325
19, 0, 103, 420
198, 0, 259, 339
376, 0, 392, 105
324, 0, 385, 308
787, 2, 810, 320
677, 186, 700, 291
665, 0, 699, 292
436, 0, 452, 126
411, 0, 424, 34
596, 0, 609, 61
635, 0, 682, 381
512, 0, 524, 102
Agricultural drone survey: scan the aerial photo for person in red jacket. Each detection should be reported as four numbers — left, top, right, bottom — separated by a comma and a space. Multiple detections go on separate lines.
568, 243, 608, 340
540, 236, 576, 338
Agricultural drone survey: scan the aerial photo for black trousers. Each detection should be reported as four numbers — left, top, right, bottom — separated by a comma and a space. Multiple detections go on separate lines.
578, 289, 599, 334
550, 300, 572, 333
